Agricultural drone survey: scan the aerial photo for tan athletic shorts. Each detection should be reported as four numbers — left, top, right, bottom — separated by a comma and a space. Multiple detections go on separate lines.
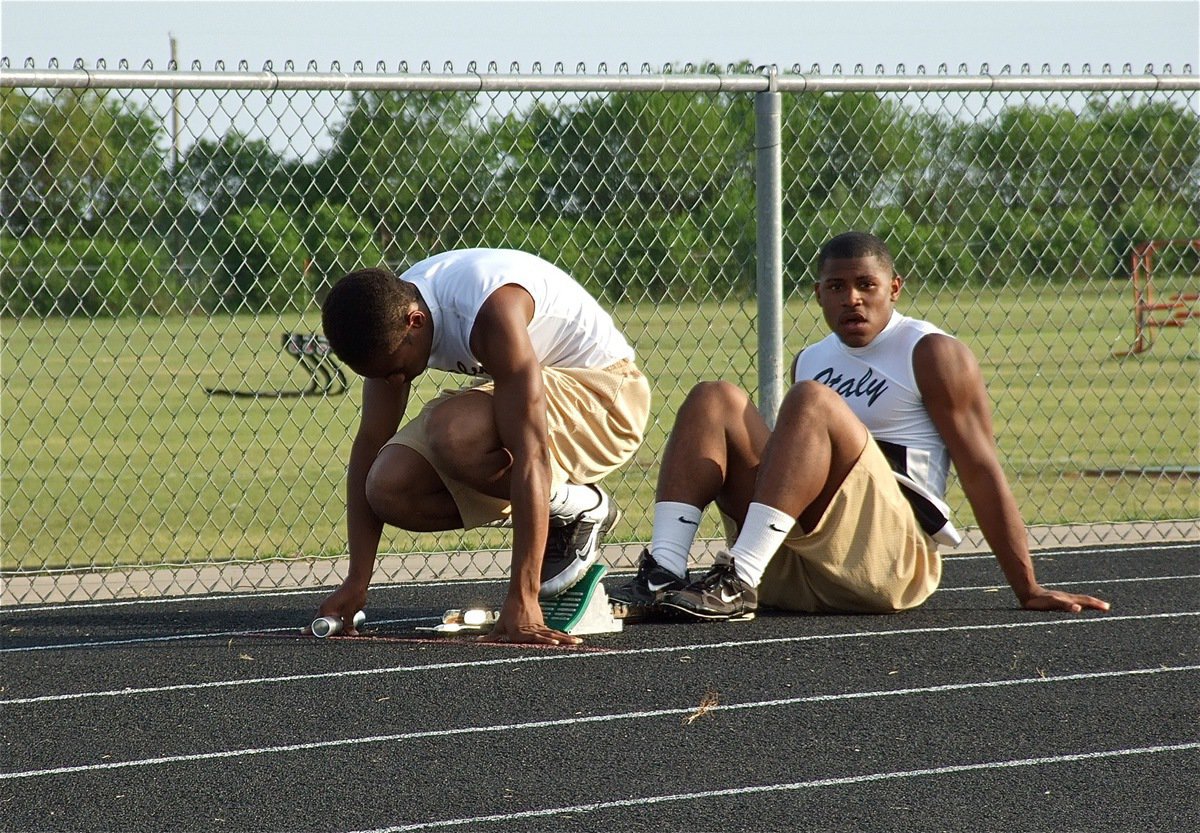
724, 436, 942, 614
385, 360, 650, 529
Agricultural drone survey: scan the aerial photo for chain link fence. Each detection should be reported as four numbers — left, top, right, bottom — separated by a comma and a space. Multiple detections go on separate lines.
2, 60, 1198, 604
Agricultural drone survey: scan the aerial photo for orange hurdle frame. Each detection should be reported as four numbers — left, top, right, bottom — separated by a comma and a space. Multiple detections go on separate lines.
1114, 238, 1200, 356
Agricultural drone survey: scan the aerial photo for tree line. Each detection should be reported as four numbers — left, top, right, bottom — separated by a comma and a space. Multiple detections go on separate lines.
2, 85, 1198, 316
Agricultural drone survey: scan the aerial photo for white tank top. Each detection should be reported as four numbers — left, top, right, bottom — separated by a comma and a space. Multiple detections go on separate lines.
398, 249, 635, 377
795, 311, 961, 546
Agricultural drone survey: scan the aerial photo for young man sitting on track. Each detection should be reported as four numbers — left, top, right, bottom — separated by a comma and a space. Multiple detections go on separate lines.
316, 248, 650, 645
611, 231, 1109, 619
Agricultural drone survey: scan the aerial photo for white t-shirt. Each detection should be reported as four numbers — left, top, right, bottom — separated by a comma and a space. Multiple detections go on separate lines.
398, 249, 635, 377
794, 311, 962, 546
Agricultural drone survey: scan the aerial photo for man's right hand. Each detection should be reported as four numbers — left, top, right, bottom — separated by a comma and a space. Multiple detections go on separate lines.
480, 602, 582, 646
310, 581, 369, 636
1019, 584, 1110, 613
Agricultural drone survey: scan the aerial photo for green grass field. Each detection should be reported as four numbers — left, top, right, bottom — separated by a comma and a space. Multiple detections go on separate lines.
2, 279, 1197, 573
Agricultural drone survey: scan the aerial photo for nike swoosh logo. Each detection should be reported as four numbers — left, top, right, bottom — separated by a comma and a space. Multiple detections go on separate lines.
769, 523, 789, 533
677, 517, 699, 526
719, 590, 743, 603
573, 525, 603, 561
647, 579, 676, 592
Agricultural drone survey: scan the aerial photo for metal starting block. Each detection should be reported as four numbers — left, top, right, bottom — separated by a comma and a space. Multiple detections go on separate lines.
432, 563, 624, 636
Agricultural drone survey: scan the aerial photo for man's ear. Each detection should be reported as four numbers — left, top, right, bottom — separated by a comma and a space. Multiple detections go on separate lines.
891, 272, 904, 300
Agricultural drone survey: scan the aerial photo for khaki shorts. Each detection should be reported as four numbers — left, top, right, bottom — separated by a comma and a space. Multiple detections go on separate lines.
724, 436, 942, 613
385, 360, 650, 529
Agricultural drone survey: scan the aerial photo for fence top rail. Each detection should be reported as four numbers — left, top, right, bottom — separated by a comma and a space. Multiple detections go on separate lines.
2, 65, 1197, 93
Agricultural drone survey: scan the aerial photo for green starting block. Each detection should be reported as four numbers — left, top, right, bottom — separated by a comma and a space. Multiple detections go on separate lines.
541, 563, 622, 635
433, 563, 623, 635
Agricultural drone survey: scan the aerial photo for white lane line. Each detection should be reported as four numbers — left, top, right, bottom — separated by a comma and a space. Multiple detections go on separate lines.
5, 541, 1195, 614
944, 573, 1200, 592
943, 541, 1196, 561
5, 564, 1199, 655
1, 577, 503, 614
3, 611, 1198, 705
355, 742, 1200, 832
2, 664, 1196, 781
0, 616, 438, 654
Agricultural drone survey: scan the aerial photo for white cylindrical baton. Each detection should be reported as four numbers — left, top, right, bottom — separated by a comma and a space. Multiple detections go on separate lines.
310, 609, 366, 638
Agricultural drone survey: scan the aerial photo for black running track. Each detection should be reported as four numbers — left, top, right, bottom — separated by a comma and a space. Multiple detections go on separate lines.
2, 542, 1198, 833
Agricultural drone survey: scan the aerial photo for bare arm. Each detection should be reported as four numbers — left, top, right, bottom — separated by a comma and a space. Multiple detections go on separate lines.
315, 377, 408, 630
471, 285, 578, 644
914, 334, 1109, 613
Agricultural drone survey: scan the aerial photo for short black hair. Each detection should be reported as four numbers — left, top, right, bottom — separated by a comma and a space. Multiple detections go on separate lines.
816, 231, 895, 274
320, 267, 417, 368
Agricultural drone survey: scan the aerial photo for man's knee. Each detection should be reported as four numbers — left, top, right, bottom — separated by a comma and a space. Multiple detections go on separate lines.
780, 380, 848, 420
365, 457, 407, 526
682, 379, 753, 416
779, 380, 867, 451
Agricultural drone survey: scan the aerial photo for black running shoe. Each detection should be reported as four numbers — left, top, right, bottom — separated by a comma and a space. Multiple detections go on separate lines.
608, 548, 690, 606
539, 485, 619, 599
661, 552, 757, 620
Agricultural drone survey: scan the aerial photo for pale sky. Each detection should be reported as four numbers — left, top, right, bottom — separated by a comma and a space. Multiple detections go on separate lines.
3, 0, 1198, 73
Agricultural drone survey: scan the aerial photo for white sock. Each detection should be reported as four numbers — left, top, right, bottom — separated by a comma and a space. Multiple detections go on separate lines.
548, 483, 600, 523
649, 501, 702, 578
727, 502, 796, 586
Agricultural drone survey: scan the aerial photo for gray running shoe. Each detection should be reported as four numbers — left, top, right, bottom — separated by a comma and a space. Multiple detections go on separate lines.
539, 485, 619, 599
608, 548, 690, 606
661, 552, 757, 620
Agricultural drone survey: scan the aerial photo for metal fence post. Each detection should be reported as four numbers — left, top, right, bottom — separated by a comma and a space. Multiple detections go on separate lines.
755, 75, 784, 427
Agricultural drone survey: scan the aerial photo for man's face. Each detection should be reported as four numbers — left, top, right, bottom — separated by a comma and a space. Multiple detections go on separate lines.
814, 255, 903, 348
349, 308, 428, 388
